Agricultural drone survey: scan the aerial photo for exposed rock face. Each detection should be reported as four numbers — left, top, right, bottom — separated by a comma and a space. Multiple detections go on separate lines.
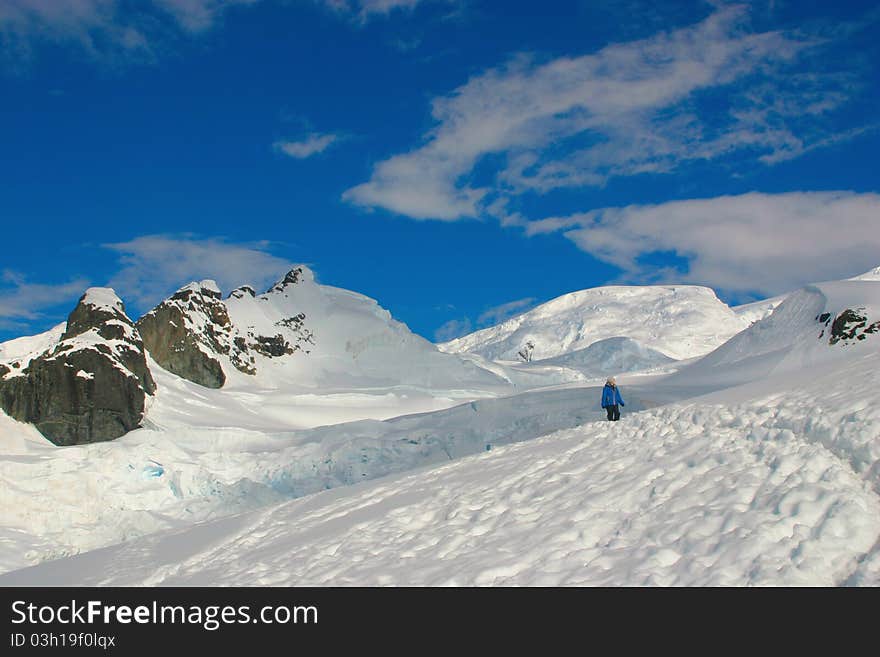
268, 267, 306, 294
228, 285, 255, 300
0, 288, 155, 446
136, 281, 238, 388
137, 273, 314, 388
825, 308, 880, 345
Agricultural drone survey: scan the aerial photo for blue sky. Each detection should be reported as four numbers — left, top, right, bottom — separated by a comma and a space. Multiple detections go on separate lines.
1, 0, 879, 343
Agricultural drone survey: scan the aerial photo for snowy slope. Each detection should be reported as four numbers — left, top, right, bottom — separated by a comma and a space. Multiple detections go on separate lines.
218, 267, 507, 391
730, 264, 880, 327
731, 295, 786, 325
2, 272, 879, 585
533, 336, 675, 376
0, 366, 632, 574
852, 266, 880, 281
0, 323, 65, 365
6, 338, 880, 586
669, 280, 880, 388
439, 285, 750, 361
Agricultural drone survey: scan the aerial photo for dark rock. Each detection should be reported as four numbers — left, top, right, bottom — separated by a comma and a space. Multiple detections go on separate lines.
0, 288, 155, 446
275, 314, 315, 352
136, 282, 232, 388
228, 285, 256, 300
138, 276, 315, 386
828, 308, 878, 345
251, 334, 294, 358
267, 267, 307, 294
0, 349, 148, 445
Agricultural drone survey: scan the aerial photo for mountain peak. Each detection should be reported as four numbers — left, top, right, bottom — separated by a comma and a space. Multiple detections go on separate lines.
79, 287, 125, 313
173, 280, 222, 300
268, 266, 314, 294
63, 287, 131, 342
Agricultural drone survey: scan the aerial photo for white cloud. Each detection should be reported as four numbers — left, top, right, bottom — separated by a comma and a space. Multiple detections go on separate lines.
0, 270, 90, 324
433, 297, 536, 344
476, 297, 536, 327
154, 0, 259, 33
274, 133, 340, 159
0, 0, 256, 60
534, 191, 880, 298
322, 1, 450, 20
433, 317, 472, 342
343, 6, 862, 221
103, 235, 294, 311
0, 0, 441, 61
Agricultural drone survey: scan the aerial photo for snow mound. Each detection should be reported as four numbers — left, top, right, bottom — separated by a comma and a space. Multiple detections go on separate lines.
670, 280, 880, 388
439, 285, 749, 361
533, 336, 675, 376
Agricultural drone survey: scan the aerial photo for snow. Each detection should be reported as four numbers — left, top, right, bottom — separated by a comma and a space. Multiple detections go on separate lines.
0, 323, 65, 372
533, 336, 676, 376
217, 267, 513, 391
80, 287, 125, 312
5, 346, 879, 586
732, 295, 787, 325
1, 270, 880, 585
439, 284, 750, 361
178, 280, 221, 295
851, 266, 880, 281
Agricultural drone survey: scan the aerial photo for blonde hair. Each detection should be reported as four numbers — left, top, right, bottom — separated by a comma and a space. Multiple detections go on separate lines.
606, 377, 616, 385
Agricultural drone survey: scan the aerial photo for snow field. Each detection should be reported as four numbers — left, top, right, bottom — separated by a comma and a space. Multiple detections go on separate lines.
2, 270, 880, 585
6, 384, 879, 586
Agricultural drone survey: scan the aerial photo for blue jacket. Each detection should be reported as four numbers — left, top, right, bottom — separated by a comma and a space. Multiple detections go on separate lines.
601, 384, 624, 408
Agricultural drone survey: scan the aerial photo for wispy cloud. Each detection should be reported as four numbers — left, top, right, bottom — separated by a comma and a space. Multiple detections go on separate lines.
322, 0, 454, 22
476, 297, 536, 326
0, 270, 90, 327
531, 191, 880, 298
433, 317, 472, 342
343, 6, 867, 222
0, 0, 258, 63
434, 296, 536, 344
0, 0, 442, 64
274, 133, 340, 159
103, 235, 293, 311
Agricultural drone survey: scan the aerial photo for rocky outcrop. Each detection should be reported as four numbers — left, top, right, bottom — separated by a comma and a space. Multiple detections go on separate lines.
268, 267, 306, 294
823, 308, 880, 345
137, 273, 314, 388
136, 281, 238, 388
0, 288, 155, 446
228, 285, 255, 300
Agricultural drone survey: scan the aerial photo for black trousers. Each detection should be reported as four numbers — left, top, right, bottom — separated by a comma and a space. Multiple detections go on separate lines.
605, 405, 620, 421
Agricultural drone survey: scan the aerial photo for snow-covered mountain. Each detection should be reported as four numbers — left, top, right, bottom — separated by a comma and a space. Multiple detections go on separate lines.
6, 274, 880, 586
0, 266, 514, 445
2, 266, 880, 585
135, 266, 509, 392
216, 266, 506, 390
438, 285, 751, 361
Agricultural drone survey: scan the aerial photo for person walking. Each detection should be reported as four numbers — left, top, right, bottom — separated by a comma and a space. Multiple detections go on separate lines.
601, 377, 624, 421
